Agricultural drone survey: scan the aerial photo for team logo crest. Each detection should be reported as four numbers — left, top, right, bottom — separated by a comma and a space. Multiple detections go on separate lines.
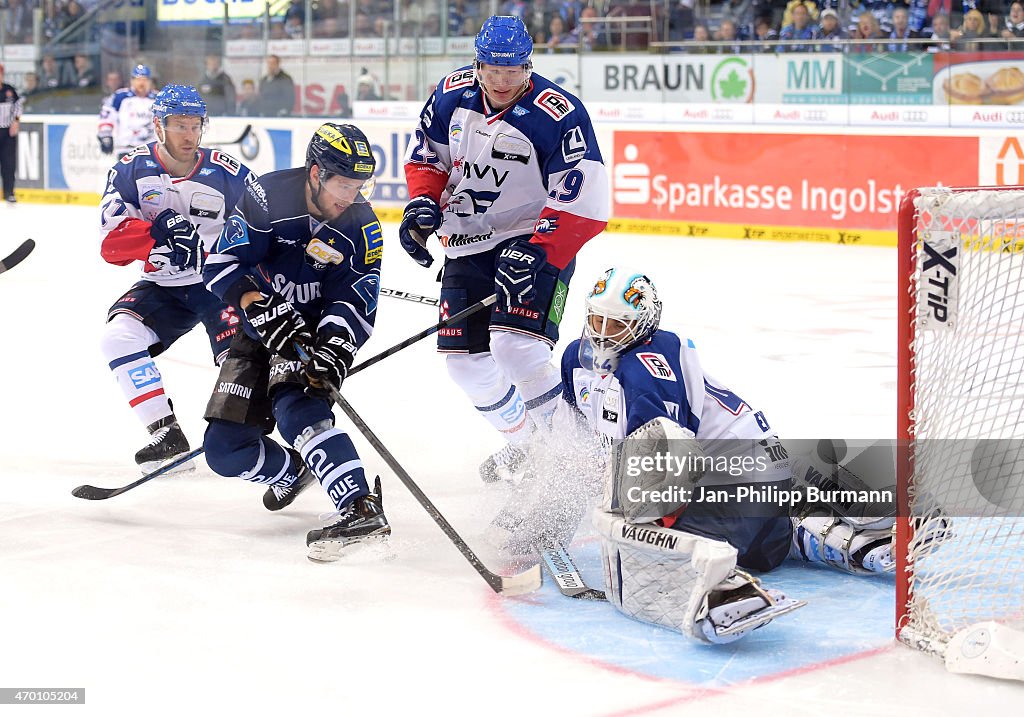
590, 268, 613, 297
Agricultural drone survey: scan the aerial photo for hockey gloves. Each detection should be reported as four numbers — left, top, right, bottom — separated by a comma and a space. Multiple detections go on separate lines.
495, 240, 547, 312
305, 328, 357, 399
98, 135, 114, 155
149, 209, 204, 272
399, 196, 442, 268
244, 293, 313, 363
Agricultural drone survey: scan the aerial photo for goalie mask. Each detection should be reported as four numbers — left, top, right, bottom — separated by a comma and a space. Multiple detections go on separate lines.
580, 268, 663, 373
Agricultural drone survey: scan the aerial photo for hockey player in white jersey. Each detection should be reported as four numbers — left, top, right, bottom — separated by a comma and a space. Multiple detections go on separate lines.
98, 64, 156, 159
400, 15, 609, 485
551, 267, 896, 643
99, 85, 252, 472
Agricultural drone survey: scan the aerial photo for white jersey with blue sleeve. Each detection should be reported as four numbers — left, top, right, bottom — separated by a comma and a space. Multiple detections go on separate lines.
98, 88, 157, 156
99, 143, 253, 287
561, 330, 775, 442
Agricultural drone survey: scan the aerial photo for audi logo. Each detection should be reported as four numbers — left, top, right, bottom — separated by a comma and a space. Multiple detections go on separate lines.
1007, 111, 1024, 123
713, 109, 733, 120
805, 110, 828, 121
902, 111, 928, 122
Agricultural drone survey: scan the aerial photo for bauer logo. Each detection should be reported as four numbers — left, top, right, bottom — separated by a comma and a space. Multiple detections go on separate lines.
920, 231, 958, 331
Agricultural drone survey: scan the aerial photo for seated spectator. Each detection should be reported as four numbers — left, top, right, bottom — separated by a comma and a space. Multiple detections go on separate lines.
851, 11, 885, 52
888, 7, 921, 50
354, 12, 379, 36
570, 6, 610, 50
315, 16, 346, 37
318, 0, 344, 21
952, 8, 992, 50
818, 8, 847, 51
715, 19, 745, 52
21, 71, 40, 112
779, 3, 821, 51
285, 14, 305, 38
1002, 1, 1024, 48
753, 15, 780, 51
927, 12, 953, 50
237, 79, 259, 116
543, 15, 575, 52
39, 54, 67, 90
70, 55, 97, 89
964, 0, 1005, 41
782, 0, 819, 27
688, 23, 715, 53
199, 54, 237, 117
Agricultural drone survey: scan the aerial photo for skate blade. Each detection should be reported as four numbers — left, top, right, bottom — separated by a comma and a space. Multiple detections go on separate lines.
307, 531, 392, 564
138, 458, 197, 476
716, 598, 808, 637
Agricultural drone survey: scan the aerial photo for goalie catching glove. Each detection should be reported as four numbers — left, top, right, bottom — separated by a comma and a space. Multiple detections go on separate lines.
399, 196, 441, 268
244, 292, 313, 362
148, 209, 204, 272
304, 328, 357, 399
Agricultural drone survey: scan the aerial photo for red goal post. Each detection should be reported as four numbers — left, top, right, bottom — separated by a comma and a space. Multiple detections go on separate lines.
896, 185, 1024, 681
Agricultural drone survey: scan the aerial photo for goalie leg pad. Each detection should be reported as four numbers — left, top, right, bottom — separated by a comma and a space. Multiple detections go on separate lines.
594, 510, 802, 643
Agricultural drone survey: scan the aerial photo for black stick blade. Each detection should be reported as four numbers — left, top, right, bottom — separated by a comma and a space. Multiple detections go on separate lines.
0, 239, 35, 274
71, 484, 120, 500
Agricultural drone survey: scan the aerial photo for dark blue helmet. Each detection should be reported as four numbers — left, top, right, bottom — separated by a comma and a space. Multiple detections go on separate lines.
306, 123, 376, 180
131, 64, 152, 79
475, 16, 533, 66
152, 84, 207, 121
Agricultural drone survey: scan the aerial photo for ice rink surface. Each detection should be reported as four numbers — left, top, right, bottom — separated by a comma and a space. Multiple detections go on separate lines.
2, 204, 1021, 715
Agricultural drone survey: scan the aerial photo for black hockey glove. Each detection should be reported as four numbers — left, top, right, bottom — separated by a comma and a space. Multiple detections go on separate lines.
149, 209, 204, 272
98, 135, 114, 155
399, 196, 441, 268
495, 240, 547, 311
244, 293, 313, 362
305, 328, 357, 399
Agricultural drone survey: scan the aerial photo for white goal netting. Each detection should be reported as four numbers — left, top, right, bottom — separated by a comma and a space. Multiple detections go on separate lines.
898, 186, 1024, 660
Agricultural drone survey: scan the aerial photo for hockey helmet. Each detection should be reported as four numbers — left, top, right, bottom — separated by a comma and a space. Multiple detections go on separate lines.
131, 64, 152, 79
579, 267, 663, 373
306, 123, 376, 181
475, 16, 533, 66
152, 84, 207, 121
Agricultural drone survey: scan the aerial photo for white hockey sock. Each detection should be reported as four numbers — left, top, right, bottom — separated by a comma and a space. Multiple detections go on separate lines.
447, 352, 530, 444
101, 315, 172, 429
490, 330, 561, 432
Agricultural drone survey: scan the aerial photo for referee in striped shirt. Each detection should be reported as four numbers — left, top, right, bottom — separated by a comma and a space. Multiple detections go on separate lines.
0, 63, 22, 203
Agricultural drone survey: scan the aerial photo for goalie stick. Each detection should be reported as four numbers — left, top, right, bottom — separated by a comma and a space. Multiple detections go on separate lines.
535, 541, 607, 601
0, 239, 35, 275
206, 124, 252, 147
71, 293, 496, 501
296, 344, 541, 596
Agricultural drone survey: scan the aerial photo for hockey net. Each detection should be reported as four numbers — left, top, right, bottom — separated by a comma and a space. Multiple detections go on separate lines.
897, 186, 1024, 678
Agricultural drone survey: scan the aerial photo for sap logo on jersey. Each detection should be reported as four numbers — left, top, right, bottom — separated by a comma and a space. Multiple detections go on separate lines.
129, 361, 161, 389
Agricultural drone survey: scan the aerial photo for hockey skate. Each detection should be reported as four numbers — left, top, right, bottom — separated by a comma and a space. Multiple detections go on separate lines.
307, 477, 391, 563
479, 443, 528, 484
263, 450, 316, 511
135, 416, 195, 475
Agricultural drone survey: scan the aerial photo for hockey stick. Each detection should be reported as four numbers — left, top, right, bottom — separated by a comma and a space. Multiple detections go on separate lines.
535, 542, 606, 601
0, 239, 35, 275
296, 345, 541, 596
379, 287, 440, 307
206, 124, 252, 147
71, 294, 496, 501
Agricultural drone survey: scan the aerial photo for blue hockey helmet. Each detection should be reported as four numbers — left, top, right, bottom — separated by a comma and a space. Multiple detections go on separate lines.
152, 84, 207, 121
131, 64, 152, 79
475, 16, 533, 66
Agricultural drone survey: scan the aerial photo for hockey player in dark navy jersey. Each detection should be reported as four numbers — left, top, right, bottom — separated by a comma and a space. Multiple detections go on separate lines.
99, 84, 251, 474
202, 123, 389, 561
